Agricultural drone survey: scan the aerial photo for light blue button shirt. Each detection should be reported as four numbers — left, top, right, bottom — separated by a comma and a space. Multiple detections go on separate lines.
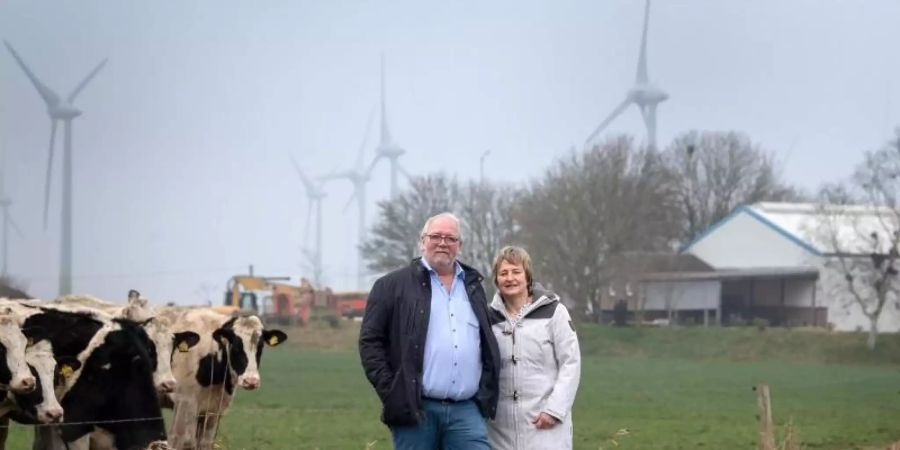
420, 258, 482, 401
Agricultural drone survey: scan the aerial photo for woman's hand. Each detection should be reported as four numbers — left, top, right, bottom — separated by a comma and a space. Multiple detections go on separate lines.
532, 412, 559, 429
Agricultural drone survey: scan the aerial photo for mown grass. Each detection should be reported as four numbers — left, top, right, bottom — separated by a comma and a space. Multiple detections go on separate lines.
4, 322, 900, 449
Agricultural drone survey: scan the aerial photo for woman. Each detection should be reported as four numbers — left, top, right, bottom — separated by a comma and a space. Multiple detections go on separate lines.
487, 246, 581, 450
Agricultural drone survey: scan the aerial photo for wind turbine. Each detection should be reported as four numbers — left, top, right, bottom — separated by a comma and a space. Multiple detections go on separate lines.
584, 0, 668, 150
367, 55, 411, 199
320, 109, 376, 289
0, 145, 24, 278
4, 41, 107, 295
289, 154, 326, 287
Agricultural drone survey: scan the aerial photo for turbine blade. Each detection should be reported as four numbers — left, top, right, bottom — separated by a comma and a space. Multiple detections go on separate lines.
289, 153, 316, 192
356, 106, 376, 170
639, 104, 649, 125
343, 192, 356, 212
67, 58, 108, 103
398, 164, 414, 182
43, 120, 59, 229
635, 0, 651, 84
365, 155, 381, 179
3, 40, 61, 106
380, 54, 393, 146
8, 214, 24, 239
585, 97, 632, 147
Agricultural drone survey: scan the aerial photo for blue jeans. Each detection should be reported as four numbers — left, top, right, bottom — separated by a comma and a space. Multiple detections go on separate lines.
390, 399, 490, 450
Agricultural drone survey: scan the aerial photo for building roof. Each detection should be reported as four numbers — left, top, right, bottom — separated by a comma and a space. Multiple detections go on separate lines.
682, 202, 898, 256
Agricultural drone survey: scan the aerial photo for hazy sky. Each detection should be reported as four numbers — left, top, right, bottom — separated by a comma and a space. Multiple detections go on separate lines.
1, 1, 898, 303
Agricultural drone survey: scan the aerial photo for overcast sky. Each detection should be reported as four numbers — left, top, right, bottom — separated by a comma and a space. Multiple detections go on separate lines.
1, 0, 898, 303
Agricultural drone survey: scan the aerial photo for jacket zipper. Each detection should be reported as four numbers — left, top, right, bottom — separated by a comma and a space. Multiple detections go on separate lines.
509, 313, 519, 449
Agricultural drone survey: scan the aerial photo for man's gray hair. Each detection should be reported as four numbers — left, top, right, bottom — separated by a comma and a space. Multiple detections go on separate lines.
419, 212, 464, 242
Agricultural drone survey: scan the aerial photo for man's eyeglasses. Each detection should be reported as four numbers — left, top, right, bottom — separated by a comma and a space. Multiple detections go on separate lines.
424, 234, 461, 245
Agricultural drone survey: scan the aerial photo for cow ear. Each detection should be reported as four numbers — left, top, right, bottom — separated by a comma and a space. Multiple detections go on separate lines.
212, 328, 234, 347
174, 331, 200, 352
262, 330, 287, 347
56, 356, 82, 378
222, 317, 238, 329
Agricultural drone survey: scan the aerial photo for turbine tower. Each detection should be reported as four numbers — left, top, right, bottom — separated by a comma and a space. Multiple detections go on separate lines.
5, 41, 107, 295
368, 55, 410, 199
320, 110, 375, 289
289, 154, 326, 287
0, 145, 24, 277
585, 0, 668, 150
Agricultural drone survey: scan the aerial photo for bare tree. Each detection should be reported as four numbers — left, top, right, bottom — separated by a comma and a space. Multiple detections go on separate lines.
666, 131, 802, 243
816, 129, 900, 350
362, 174, 519, 281
0, 275, 30, 298
457, 181, 520, 280
515, 136, 681, 320
362, 174, 461, 274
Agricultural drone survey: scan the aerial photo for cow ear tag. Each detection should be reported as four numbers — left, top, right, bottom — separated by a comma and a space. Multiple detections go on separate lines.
268, 335, 280, 346
60, 364, 75, 378
178, 341, 190, 352
220, 337, 229, 347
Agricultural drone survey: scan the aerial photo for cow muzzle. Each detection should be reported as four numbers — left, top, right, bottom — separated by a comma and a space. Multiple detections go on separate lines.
38, 407, 64, 424
157, 378, 177, 394
239, 375, 260, 390
11, 375, 36, 394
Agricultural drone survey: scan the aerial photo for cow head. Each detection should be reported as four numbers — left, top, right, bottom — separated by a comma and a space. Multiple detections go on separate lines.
0, 309, 38, 394
211, 316, 286, 391
122, 290, 151, 321
137, 316, 200, 395
118, 291, 200, 394
12, 341, 80, 424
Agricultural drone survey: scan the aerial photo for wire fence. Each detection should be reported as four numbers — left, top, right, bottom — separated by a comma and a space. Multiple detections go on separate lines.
0, 344, 238, 450
0, 415, 165, 429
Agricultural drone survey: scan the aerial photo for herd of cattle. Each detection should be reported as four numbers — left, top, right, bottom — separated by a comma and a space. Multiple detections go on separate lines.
0, 290, 288, 450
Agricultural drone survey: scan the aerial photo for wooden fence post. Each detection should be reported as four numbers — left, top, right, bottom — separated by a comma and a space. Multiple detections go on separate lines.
756, 384, 776, 450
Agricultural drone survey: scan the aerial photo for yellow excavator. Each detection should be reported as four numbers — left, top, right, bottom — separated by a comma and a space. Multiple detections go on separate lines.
216, 274, 312, 325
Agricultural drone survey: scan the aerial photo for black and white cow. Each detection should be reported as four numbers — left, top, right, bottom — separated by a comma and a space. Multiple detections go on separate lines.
0, 303, 38, 395
0, 340, 81, 424
17, 306, 169, 450
0, 339, 82, 450
59, 318, 167, 449
0, 301, 72, 447
53, 293, 201, 396
166, 309, 286, 450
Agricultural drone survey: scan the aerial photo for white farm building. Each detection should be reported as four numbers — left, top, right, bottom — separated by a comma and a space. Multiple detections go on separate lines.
679, 202, 900, 332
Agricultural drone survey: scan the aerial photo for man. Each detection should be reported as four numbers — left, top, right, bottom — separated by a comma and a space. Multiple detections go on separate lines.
359, 212, 501, 450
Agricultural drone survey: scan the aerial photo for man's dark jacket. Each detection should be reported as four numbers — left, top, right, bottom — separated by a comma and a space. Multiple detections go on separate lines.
358, 257, 501, 426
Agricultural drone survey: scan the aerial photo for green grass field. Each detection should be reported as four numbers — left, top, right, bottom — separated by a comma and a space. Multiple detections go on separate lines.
5, 323, 900, 449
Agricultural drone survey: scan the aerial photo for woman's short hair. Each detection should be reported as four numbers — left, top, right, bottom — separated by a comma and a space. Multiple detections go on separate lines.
492, 245, 534, 295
